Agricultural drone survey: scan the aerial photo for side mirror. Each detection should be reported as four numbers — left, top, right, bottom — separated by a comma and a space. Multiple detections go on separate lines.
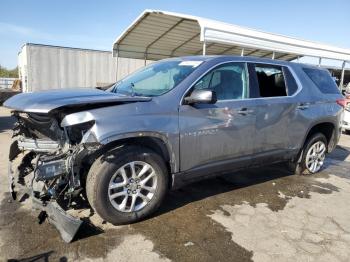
184, 89, 217, 105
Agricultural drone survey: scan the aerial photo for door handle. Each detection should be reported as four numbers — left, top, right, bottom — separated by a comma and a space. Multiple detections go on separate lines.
237, 108, 253, 115
297, 103, 310, 110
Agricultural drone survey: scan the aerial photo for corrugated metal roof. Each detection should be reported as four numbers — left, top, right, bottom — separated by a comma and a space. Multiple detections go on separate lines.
113, 10, 350, 62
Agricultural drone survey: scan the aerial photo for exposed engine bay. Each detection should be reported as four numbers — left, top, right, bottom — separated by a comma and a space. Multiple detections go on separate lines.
8, 111, 100, 242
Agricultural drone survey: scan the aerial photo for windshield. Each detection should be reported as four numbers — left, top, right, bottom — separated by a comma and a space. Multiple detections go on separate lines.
110, 60, 202, 97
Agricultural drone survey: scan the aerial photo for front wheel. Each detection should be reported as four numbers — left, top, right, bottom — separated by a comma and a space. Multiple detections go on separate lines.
289, 133, 327, 175
86, 146, 169, 224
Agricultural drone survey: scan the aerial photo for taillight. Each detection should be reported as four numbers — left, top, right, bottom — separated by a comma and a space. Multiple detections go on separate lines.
336, 98, 348, 108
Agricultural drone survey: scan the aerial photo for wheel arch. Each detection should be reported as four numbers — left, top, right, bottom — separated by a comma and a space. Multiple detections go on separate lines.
302, 121, 336, 153
91, 132, 177, 174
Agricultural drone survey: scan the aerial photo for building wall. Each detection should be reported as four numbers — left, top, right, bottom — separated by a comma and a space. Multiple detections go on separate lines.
116, 57, 153, 81
19, 44, 151, 92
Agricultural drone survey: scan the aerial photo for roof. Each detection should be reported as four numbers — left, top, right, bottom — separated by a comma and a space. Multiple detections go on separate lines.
163, 55, 305, 67
113, 10, 350, 62
22, 43, 111, 54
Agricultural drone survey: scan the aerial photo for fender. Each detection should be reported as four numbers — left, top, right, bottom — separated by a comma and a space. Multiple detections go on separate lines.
101, 131, 179, 173
60, 110, 180, 173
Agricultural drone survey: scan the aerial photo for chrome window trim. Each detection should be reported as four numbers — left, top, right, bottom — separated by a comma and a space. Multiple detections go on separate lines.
180, 60, 303, 106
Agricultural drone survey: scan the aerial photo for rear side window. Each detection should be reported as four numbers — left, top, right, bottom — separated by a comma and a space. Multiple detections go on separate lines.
303, 68, 340, 94
254, 65, 287, 97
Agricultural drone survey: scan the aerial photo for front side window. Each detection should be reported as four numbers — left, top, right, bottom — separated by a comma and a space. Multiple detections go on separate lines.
193, 62, 249, 100
111, 60, 202, 97
253, 65, 287, 97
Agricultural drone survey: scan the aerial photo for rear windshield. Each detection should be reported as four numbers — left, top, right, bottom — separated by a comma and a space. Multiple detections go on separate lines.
303, 68, 340, 94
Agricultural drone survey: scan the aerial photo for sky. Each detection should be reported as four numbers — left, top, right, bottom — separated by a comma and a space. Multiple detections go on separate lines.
0, 0, 349, 69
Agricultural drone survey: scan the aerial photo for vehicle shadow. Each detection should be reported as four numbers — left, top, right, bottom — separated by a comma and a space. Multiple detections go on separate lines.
7, 251, 56, 262
0, 115, 15, 133
328, 144, 350, 162
74, 217, 104, 241
155, 164, 295, 217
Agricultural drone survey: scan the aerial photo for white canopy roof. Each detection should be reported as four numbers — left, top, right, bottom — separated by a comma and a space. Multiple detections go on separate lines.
113, 10, 350, 62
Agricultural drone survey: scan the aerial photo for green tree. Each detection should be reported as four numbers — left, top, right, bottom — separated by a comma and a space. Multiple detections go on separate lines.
0, 65, 18, 78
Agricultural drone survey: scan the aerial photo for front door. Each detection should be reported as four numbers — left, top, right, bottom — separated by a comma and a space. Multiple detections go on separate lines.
179, 62, 256, 172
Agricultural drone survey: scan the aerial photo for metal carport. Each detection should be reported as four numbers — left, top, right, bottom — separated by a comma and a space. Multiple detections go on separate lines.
113, 10, 350, 88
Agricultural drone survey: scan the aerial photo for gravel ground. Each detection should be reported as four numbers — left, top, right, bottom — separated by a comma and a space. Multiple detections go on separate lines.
1, 106, 350, 262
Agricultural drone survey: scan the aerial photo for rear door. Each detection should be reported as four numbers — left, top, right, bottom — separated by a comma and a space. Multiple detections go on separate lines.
248, 63, 300, 163
179, 62, 256, 172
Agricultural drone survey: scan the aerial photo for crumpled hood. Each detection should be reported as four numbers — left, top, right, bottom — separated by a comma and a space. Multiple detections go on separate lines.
4, 88, 151, 113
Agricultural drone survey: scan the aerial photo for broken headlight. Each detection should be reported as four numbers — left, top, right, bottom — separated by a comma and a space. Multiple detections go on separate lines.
65, 120, 96, 144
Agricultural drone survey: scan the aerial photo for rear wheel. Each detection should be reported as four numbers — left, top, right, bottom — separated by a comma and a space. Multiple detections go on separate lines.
289, 133, 327, 175
86, 145, 168, 224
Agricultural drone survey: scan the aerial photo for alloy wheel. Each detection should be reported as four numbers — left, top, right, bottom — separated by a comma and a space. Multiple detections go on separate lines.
305, 141, 326, 173
108, 161, 158, 212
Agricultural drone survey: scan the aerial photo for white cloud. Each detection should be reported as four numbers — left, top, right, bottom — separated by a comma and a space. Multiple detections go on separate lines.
0, 22, 54, 40
0, 22, 112, 45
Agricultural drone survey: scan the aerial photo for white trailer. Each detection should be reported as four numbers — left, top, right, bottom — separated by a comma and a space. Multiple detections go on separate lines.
18, 43, 150, 92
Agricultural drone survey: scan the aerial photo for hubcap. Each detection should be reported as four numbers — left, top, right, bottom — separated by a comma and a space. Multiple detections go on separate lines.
305, 141, 326, 173
108, 161, 158, 212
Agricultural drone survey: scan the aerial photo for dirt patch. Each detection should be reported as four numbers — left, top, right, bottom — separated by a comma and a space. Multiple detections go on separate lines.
0, 163, 343, 262
209, 175, 350, 261
0, 193, 130, 261
128, 165, 341, 262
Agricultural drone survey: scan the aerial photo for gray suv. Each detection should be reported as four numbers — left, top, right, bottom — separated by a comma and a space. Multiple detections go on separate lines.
4, 56, 345, 242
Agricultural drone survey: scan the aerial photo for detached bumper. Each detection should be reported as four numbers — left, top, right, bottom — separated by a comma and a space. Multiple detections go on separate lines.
32, 198, 83, 243
8, 155, 83, 243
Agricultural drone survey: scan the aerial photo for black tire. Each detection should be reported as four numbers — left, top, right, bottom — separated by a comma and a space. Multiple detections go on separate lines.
345, 129, 350, 135
288, 133, 327, 175
86, 145, 168, 225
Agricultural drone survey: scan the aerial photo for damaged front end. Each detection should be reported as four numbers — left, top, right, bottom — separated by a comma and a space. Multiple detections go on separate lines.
8, 111, 100, 242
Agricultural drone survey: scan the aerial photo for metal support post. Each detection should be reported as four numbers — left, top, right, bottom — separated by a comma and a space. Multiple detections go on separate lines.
340, 61, 346, 90
115, 50, 119, 81
318, 57, 322, 67
202, 41, 206, 56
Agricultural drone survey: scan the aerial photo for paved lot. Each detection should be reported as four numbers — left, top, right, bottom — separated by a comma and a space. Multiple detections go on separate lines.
1, 106, 350, 262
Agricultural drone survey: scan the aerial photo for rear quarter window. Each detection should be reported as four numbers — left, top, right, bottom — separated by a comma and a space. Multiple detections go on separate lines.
303, 68, 340, 94
283, 67, 299, 95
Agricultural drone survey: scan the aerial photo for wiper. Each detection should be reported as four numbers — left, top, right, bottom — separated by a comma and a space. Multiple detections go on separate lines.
127, 83, 144, 97
114, 82, 142, 96
130, 82, 135, 97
